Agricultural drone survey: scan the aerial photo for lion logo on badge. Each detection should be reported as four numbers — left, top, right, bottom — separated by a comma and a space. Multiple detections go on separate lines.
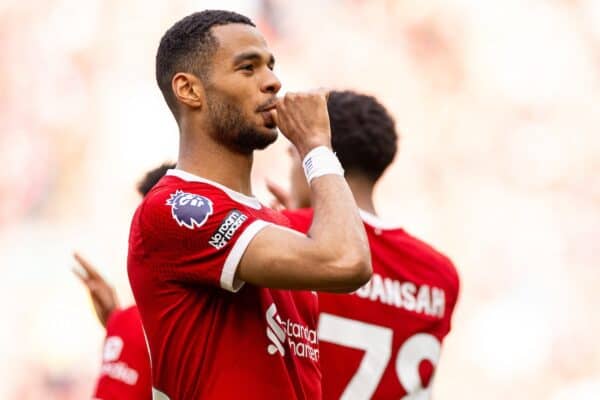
166, 190, 213, 229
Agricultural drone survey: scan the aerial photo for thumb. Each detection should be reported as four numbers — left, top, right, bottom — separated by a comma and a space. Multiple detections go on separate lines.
268, 108, 279, 128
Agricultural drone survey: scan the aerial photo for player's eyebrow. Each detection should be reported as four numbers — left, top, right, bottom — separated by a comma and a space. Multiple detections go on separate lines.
233, 51, 275, 67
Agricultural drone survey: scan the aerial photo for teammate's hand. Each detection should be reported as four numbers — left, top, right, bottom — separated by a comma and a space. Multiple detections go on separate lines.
266, 179, 294, 210
72, 252, 120, 328
269, 90, 331, 157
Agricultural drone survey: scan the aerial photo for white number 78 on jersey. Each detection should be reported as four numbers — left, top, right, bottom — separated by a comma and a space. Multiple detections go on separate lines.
318, 313, 441, 400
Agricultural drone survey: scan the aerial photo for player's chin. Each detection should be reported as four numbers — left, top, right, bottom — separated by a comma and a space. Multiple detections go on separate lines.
255, 118, 278, 136
256, 127, 278, 147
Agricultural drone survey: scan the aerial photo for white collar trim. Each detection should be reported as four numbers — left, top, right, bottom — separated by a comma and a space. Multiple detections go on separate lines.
166, 169, 262, 210
359, 209, 402, 230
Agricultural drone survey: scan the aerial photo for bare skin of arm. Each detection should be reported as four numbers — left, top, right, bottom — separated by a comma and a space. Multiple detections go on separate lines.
237, 91, 372, 292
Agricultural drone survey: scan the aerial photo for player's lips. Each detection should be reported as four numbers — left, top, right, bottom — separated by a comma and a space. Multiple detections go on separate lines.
257, 99, 278, 128
261, 111, 276, 128
260, 104, 276, 112
256, 99, 277, 113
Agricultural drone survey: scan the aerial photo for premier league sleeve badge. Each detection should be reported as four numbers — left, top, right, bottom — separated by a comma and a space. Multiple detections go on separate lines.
166, 190, 214, 229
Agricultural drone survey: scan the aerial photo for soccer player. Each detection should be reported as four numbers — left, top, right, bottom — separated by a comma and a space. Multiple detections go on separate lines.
272, 91, 460, 399
127, 10, 371, 400
74, 162, 174, 400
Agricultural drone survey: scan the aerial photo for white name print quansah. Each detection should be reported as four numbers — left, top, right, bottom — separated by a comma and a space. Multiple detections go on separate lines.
354, 273, 446, 318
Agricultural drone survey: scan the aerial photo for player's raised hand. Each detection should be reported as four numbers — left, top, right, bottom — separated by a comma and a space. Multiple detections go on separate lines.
72, 252, 120, 328
269, 89, 331, 157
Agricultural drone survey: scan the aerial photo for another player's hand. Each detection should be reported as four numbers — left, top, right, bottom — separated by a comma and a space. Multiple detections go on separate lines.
266, 179, 295, 210
269, 90, 331, 157
72, 252, 120, 328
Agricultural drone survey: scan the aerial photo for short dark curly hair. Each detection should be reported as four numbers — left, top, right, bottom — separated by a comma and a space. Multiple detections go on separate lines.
328, 91, 398, 182
156, 10, 255, 118
136, 162, 176, 197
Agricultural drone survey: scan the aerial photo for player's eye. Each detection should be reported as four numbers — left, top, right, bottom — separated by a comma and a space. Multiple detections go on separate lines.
239, 64, 254, 72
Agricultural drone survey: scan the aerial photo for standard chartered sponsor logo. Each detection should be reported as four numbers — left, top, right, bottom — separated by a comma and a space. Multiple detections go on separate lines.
100, 335, 139, 386
265, 303, 319, 361
103, 336, 124, 362
100, 361, 139, 385
283, 318, 319, 361
266, 303, 286, 356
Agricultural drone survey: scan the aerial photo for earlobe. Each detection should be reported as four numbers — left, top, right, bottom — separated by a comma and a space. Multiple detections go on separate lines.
172, 73, 204, 110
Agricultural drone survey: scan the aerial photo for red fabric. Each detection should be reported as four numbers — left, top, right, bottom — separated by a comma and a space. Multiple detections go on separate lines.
128, 174, 321, 400
93, 306, 151, 400
284, 208, 460, 400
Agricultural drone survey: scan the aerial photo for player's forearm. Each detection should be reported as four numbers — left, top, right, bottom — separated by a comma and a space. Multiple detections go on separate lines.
307, 174, 371, 289
243, 90, 371, 290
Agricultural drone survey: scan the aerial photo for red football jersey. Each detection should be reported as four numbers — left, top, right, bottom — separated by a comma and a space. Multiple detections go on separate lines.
93, 305, 151, 400
128, 169, 321, 400
284, 208, 459, 400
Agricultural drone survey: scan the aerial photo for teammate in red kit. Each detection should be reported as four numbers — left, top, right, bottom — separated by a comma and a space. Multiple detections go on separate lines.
128, 10, 371, 400
75, 257, 149, 400
74, 163, 174, 400
271, 91, 460, 399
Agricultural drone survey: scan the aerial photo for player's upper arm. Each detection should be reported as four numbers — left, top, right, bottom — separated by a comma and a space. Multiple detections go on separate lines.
236, 223, 371, 292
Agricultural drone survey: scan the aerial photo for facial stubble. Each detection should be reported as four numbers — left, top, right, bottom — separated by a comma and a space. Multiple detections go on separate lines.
206, 89, 277, 154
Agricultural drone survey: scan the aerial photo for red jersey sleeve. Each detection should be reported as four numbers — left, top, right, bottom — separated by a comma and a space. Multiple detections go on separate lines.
134, 183, 271, 292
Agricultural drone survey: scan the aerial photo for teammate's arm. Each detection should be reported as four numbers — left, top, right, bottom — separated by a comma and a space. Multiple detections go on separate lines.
237, 91, 372, 292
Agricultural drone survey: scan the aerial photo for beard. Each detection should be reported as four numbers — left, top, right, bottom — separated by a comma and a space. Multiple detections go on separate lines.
205, 90, 277, 154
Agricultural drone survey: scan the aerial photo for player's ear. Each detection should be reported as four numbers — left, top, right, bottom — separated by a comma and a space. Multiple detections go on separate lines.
172, 72, 205, 110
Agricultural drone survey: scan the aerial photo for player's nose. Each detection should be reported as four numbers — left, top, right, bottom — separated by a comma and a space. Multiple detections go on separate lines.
261, 69, 281, 95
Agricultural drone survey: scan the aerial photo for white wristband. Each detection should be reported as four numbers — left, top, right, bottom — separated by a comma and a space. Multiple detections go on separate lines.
302, 146, 344, 184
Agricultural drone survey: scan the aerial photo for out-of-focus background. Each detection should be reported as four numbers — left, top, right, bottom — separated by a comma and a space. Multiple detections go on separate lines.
1, 0, 599, 398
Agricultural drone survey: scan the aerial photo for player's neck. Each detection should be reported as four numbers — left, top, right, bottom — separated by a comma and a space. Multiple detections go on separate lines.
177, 125, 254, 196
346, 175, 377, 216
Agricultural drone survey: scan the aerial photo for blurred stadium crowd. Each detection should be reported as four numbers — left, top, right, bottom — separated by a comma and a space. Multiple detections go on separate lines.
0, 0, 599, 399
